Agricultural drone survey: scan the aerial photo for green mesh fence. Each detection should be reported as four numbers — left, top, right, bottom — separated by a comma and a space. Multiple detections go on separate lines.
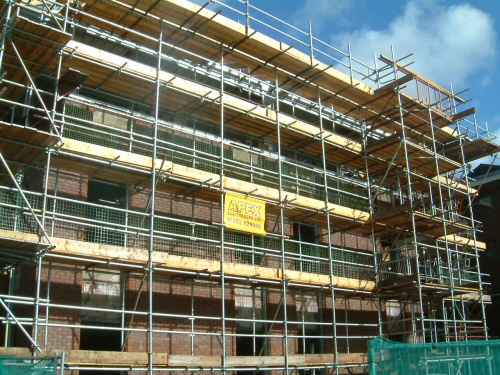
368, 337, 500, 375
0, 356, 56, 375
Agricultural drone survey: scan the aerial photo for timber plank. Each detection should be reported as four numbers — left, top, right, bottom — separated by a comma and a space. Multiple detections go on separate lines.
0, 348, 167, 366
58, 39, 468, 186
0, 348, 368, 367
438, 235, 485, 250
0, 229, 374, 292
168, 355, 220, 367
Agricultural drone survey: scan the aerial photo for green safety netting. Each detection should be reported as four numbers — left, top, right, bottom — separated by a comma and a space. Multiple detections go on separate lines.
0, 356, 56, 375
368, 337, 500, 375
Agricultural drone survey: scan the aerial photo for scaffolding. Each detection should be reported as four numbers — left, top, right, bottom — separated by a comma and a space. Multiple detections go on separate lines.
0, 0, 498, 373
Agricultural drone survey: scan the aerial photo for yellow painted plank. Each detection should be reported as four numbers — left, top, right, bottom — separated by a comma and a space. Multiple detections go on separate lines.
0, 230, 374, 292
59, 138, 370, 223
438, 235, 486, 250
0, 347, 368, 367
0, 348, 166, 366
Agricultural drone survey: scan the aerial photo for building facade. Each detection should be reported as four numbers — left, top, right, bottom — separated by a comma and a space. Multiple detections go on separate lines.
470, 164, 500, 340
0, 0, 498, 373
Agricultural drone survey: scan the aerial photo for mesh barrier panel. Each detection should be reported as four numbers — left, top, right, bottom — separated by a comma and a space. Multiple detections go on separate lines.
368, 337, 500, 375
0, 356, 56, 375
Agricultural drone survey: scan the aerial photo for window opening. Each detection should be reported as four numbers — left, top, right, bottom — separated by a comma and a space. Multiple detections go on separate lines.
86, 180, 127, 246
293, 223, 320, 273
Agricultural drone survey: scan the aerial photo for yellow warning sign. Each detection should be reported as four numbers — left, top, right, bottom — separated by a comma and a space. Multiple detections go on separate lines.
224, 192, 266, 235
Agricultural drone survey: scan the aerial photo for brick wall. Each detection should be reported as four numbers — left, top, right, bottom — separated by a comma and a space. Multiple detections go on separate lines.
7, 159, 380, 360
123, 277, 236, 356
9, 264, 81, 350
39, 265, 82, 350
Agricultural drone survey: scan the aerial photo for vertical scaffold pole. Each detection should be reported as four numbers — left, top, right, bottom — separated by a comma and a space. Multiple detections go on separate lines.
389, 47, 425, 343
309, 21, 314, 65
147, 21, 163, 374
275, 67, 290, 374
0, 0, 12, 68
43, 264, 52, 348
36, 0, 71, 349
395, 89, 425, 343
121, 274, 127, 350
459, 133, 489, 341
245, 0, 250, 36
347, 43, 353, 87
317, 85, 339, 370
362, 115, 383, 338
450, 83, 489, 342
32, 254, 44, 354
219, 42, 227, 374
427, 106, 459, 341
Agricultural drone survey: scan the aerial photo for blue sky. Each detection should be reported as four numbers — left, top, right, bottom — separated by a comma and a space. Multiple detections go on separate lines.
196, 0, 500, 166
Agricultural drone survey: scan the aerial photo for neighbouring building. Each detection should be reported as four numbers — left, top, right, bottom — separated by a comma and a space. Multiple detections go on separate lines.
470, 164, 500, 340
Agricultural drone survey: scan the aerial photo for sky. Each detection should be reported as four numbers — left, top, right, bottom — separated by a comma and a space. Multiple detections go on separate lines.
194, 0, 500, 167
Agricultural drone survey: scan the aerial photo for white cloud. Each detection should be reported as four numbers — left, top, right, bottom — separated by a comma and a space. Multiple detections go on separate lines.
330, 0, 497, 89
290, 0, 353, 35
481, 76, 492, 87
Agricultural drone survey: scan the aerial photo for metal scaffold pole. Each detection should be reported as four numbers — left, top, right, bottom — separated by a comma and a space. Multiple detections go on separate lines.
395, 87, 425, 343
146, 21, 163, 374
219, 42, 228, 373
427, 106, 459, 341
459, 131, 489, 341
275, 67, 290, 375
363, 116, 383, 339
318, 85, 339, 372
0, 0, 12, 70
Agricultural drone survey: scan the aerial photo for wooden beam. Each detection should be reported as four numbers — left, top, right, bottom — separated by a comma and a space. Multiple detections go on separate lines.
0, 229, 374, 292
438, 234, 486, 250
168, 355, 220, 367
433, 175, 477, 196
306, 353, 368, 365
55, 138, 475, 242
458, 292, 490, 302
0, 348, 167, 366
110, 0, 373, 95
379, 55, 466, 104
0, 348, 368, 367
451, 107, 476, 122
374, 74, 414, 96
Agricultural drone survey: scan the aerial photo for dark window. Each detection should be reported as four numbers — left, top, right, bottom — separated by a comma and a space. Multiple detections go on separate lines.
86, 180, 127, 246
486, 237, 500, 260
293, 223, 320, 273
80, 320, 121, 375
236, 327, 266, 375
298, 328, 324, 375
475, 195, 494, 214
